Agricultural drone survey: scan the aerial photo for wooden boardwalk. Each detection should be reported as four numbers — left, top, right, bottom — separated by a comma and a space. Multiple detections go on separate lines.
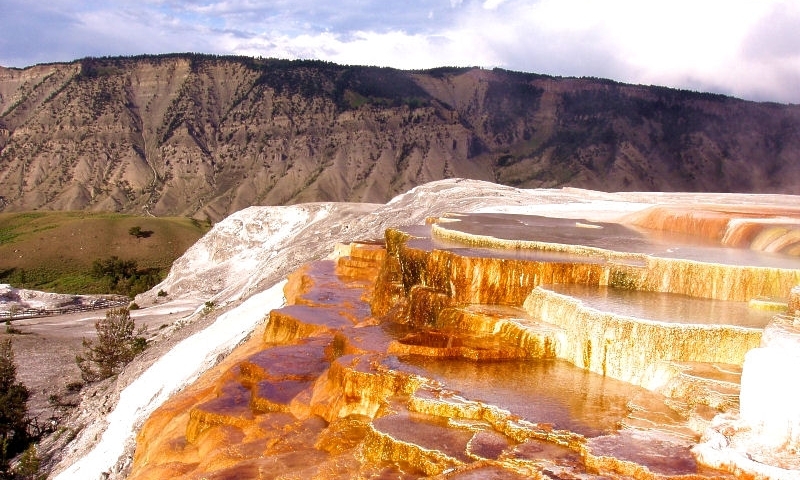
0, 297, 130, 320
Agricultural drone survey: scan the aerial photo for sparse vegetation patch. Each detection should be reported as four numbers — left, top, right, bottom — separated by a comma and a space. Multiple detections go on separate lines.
90, 256, 161, 297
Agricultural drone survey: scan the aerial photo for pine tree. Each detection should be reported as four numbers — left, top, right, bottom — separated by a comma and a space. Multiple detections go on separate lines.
0, 339, 30, 476
14, 444, 42, 480
76, 308, 147, 382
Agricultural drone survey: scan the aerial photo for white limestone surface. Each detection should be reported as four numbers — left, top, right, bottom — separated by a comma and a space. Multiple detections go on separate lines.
150, 205, 312, 303
740, 316, 800, 447
694, 416, 800, 480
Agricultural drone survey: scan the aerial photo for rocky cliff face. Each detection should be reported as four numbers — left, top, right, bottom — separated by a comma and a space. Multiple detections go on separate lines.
2, 55, 800, 220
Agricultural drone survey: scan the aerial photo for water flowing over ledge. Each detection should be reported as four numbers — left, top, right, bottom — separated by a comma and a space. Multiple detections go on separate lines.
128, 199, 800, 478
45, 180, 800, 478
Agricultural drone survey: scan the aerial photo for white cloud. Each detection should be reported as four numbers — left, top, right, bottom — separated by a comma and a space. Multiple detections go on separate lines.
219, 28, 497, 70
482, 0, 508, 10
440, 0, 800, 102
1, 0, 799, 103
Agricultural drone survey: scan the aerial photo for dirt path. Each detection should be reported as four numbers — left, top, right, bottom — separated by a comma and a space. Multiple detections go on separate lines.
2, 301, 199, 424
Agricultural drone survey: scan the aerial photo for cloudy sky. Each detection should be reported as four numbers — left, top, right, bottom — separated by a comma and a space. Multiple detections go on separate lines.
1, 0, 799, 103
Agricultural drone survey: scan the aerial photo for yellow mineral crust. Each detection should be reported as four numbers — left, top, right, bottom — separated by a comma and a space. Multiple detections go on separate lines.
129, 207, 798, 479
523, 287, 762, 389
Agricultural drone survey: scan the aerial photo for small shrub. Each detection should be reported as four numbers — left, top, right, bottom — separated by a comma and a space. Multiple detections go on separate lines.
53, 425, 81, 444
76, 308, 147, 382
128, 302, 140, 310
131, 337, 147, 355
157, 289, 168, 297
65, 381, 83, 393
14, 443, 44, 480
128, 226, 152, 239
5, 322, 23, 335
202, 301, 215, 315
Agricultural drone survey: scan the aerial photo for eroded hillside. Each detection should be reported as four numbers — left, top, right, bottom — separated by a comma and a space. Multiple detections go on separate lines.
1, 55, 800, 220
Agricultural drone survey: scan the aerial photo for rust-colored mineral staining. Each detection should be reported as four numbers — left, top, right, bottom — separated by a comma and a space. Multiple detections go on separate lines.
131, 208, 800, 478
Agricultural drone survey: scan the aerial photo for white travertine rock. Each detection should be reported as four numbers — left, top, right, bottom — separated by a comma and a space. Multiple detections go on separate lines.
740, 316, 800, 447
789, 286, 800, 316
695, 313, 800, 479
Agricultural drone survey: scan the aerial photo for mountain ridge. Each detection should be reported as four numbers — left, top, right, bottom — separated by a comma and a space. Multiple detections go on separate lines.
2, 54, 799, 220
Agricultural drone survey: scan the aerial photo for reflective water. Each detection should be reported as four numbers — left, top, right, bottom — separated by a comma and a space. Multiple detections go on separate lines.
428, 213, 800, 268
404, 224, 613, 264
398, 356, 679, 438
541, 283, 775, 328
131, 235, 750, 479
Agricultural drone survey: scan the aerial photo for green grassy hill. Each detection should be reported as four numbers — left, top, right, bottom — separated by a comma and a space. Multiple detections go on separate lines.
0, 212, 210, 295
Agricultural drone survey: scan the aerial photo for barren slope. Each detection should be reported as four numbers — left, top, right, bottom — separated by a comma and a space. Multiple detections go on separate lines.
2, 56, 799, 221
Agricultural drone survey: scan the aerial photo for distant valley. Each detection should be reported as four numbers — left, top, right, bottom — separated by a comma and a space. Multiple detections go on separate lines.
1, 54, 799, 221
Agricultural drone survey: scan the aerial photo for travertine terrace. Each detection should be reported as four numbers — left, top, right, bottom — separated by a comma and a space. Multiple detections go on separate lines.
124, 194, 800, 479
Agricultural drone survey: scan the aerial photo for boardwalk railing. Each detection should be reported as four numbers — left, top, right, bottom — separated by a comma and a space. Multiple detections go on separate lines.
0, 297, 130, 321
